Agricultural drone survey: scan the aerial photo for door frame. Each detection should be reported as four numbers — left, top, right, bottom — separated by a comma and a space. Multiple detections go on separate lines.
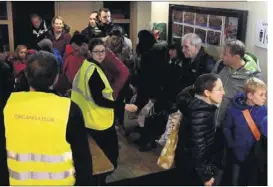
7, 2, 137, 51
0, 2, 14, 52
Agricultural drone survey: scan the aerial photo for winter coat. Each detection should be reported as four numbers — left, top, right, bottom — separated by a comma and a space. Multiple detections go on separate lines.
212, 52, 262, 127
100, 48, 130, 100
134, 41, 169, 110
223, 93, 267, 162
81, 25, 104, 41
175, 86, 218, 182
63, 45, 85, 84
105, 36, 134, 73
31, 20, 49, 48
181, 46, 215, 89
47, 26, 71, 57
0, 61, 13, 109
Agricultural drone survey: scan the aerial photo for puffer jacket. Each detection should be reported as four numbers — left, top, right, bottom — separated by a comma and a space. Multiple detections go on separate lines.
175, 86, 218, 182
223, 93, 267, 162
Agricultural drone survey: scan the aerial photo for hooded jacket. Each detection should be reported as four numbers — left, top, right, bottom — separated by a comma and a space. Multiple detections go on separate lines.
223, 93, 267, 162
63, 44, 85, 84
212, 52, 262, 127
175, 86, 218, 182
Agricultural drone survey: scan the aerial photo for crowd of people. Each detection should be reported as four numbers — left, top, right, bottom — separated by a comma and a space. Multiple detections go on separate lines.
0, 7, 268, 186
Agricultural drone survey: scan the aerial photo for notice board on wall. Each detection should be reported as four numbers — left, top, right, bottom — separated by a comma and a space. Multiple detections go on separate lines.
168, 4, 248, 46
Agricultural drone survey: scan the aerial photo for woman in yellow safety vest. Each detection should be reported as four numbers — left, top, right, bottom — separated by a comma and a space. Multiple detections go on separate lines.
71, 38, 119, 183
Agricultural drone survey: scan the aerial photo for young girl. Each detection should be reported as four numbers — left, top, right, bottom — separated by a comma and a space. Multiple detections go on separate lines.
12, 45, 28, 77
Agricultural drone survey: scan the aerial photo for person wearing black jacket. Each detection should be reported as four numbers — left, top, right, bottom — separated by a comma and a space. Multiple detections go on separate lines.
0, 60, 14, 186
81, 11, 104, 41
133, 30, 169, 111
97, 8, 115, 37
1, 51, 94, 185
0, 60, 14, 109
180, 33, 216, 89
30, 14, 49, 49
174, 73, 225, 186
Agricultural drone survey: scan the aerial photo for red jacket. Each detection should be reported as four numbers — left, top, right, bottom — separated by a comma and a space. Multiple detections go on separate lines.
101, 48, 130, 100
12, 60, 26, 76
63, 45, 85, 84
63, 46, 129, 99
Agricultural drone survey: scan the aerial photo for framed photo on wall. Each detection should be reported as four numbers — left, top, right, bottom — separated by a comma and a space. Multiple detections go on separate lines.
168, 4, 248, 47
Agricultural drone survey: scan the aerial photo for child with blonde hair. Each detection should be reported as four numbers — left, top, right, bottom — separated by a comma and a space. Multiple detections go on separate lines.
223, 77, 267, 186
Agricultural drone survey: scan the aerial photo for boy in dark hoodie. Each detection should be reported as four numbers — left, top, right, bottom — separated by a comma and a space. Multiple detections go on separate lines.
223, 77, 267, 185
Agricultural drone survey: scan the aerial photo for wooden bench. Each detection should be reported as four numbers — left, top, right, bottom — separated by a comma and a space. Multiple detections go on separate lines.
88, 136, 114, 176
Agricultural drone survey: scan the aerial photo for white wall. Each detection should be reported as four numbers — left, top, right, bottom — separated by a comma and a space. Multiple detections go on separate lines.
150, 1, 268, 82
136, 2, 152, 33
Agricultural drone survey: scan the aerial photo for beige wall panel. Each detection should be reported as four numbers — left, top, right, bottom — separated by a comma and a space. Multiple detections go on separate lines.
57, 1, 103, 34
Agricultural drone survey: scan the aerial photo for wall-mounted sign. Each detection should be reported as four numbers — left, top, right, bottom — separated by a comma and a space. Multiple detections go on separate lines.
255, 20, 268, 49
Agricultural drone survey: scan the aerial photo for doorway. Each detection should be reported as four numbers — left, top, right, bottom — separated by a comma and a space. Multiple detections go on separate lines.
12, 1, 55, 49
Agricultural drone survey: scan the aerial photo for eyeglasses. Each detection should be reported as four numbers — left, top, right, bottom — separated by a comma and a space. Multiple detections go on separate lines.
212, 87, 224, 92
92, 50, 106, 55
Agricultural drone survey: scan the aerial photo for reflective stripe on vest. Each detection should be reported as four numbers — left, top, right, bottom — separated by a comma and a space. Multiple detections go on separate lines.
4, 92, 75, 185
9, 168, 74, 180
7, 151, 72, 163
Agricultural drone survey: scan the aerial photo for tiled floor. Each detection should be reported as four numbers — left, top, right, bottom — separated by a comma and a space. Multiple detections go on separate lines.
106, 129, 165, 183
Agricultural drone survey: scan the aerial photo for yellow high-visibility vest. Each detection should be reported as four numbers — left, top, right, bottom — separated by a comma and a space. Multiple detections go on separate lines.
71, 59, 114, 130
4, 92, 75, 186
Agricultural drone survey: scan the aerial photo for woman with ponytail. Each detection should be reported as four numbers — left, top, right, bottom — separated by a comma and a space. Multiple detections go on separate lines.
174, 73, 225, 186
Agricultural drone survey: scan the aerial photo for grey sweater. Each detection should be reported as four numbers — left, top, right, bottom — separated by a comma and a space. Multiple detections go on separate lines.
212, 52, 262, 127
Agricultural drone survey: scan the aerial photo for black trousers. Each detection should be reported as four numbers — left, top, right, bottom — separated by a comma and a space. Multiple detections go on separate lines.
139, 111, 168, 145
114, 81, 132, 125
226, 149, 266, 186
86, 125, 119, 169
175, 153, 204, 186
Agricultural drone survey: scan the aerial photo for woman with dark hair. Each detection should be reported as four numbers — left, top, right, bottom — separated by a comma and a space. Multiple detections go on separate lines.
70, 38, 119, 184
105, 26, 133, 71
164, 43, 186, 104
133, 29, 169, 111
136, 30, 157, 56
175, 73, 225, 186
